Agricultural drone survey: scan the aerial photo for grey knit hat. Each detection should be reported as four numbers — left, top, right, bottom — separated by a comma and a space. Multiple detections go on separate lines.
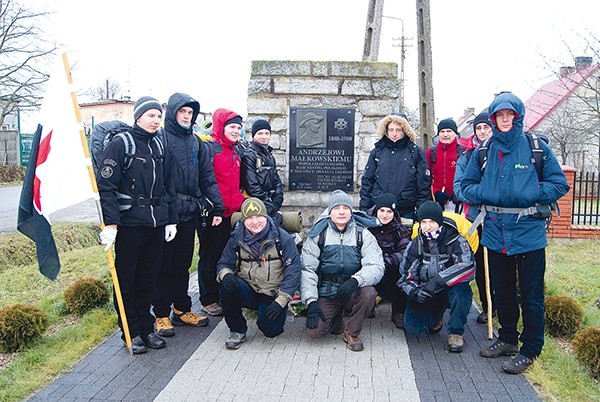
328, 190, 353, 213
133, 96, 162, 121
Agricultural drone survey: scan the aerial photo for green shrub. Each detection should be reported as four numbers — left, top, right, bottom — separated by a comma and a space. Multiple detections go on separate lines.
0, 165, 26, 183
0, 304, 49, 352
64, 278, 110, 316
545, 295, 584, 337
572, 326, 600, 379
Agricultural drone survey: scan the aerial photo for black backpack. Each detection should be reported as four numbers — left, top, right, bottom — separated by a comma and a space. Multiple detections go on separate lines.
478, 132, 546, 180
91, 120, 164, 176
317, 224, 364, 254
430, 143, 465, 166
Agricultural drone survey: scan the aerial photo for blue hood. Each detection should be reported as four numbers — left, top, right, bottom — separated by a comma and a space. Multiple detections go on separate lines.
488, 92, 525, 152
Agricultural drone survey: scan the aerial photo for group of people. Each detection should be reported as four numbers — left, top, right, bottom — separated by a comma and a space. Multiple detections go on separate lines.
97, 91, 569, 376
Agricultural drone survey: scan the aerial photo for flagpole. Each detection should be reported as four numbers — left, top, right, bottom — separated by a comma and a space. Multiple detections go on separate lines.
61, 52, 133, 355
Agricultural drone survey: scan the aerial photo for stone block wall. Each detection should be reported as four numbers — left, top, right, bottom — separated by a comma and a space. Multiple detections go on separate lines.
0, 130, 18, 166
246, 60, 400, 227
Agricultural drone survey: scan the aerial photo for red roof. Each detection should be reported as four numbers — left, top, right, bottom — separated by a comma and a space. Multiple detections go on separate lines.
524, 64, 600, 131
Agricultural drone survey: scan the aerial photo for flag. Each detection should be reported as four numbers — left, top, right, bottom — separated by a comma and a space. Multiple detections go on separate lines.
17, 53, 95, 280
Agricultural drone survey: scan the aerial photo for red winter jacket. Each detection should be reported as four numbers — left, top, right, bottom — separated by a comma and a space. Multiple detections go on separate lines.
207, 108, 244, 218
426, 138, 462, 197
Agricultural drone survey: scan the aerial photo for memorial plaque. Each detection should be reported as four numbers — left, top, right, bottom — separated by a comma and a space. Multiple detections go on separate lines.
289, 108, 355, 191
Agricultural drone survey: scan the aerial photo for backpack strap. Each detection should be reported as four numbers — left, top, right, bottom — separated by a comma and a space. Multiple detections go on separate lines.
430, 146, 436, 165
525, 132, 544, 181
114, 132, 136, 173
317, 224, 364, 254
477, 138, 492, 175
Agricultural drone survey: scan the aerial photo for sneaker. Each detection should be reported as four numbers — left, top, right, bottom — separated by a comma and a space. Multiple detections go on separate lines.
480, 339, 519, 358
155, 317, 175, 337
501, 354, 534, 374
391, 311, 404, 329
201, 302, 224, 316
476, 311, 488, 324
225, 331, 246, 350
428, 319, 443, 334
129, 335, 148, 354
142, 332, 166, 349
448, 334, 464, 353
343, 328, 364, 352
170, 309, 209, 327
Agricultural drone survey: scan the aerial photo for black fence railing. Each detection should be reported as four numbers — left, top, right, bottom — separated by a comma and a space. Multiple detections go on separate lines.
572, 171, 600, 225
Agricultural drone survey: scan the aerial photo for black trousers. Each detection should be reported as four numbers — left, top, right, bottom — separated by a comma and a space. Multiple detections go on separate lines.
374, 264, 407, 314
153, 219, 195, 317
197, 217, 232, 306
113, 225, 164, 339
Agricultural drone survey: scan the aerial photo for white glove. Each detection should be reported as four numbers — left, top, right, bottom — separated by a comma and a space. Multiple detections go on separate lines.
100, 226, 118, 251
165, 224, 177, 242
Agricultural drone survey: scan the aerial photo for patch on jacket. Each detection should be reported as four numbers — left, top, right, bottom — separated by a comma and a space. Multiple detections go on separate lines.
101, 166, 113, 178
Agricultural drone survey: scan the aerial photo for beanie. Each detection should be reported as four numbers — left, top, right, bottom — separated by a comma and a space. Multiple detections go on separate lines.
473, 111, 490, 130
241, 197, 268, 220
133, 96, 162, 121
374, 193, 397, 213
224, 115, 243, 128
251, 119, 271, 136
437, 118, 458, 135
417, 200, 444, 226
328, 189, 353, 213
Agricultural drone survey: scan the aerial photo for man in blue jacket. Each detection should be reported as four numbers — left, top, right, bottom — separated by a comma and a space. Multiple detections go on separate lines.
461, 92, 569, 374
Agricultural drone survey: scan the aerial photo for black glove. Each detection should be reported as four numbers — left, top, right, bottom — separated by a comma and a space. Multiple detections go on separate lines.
306, 301, 325, 329
434, 191, 450, 208
423, 276, 441, 295
416, 288, 433, 304
264, 300, 284, 320
221, 273, 239, 293
335, 278, 359, 303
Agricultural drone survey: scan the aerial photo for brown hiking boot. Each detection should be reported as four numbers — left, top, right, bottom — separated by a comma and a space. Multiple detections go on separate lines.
343, 328, 364, 352
448, 334, 464, 353
391, 311, 404, 329
170, 309, 209, 327
154, 317, 175, 337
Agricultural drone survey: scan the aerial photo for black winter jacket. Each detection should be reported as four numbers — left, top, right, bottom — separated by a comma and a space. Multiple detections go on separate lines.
98, 124, 176, 227
161, 93, 224, 222
240, 141, 283, 217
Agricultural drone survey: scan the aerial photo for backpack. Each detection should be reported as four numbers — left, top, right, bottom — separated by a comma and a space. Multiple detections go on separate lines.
478, 132, 547, 180
430, 143, 465, 166
317, 224, 364, 254
235, 233, 284, 265
91, 120, 164, 176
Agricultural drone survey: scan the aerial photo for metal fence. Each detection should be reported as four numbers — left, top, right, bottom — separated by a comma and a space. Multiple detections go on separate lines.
572, 171, 600, 225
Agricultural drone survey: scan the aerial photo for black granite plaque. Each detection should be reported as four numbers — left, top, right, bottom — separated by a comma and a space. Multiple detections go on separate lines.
289, 108, 355, 191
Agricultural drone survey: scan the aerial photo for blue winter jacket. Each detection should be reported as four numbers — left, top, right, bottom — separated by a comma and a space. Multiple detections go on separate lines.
460, 93, 569, 255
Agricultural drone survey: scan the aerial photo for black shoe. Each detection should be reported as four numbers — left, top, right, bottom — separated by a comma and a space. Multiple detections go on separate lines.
476, 311, 488, 324
129, 335, 148, 354
428, 319, 443, 334
501, 354, 534, 374
143, 332, 166, 349
480, 339, 518, 358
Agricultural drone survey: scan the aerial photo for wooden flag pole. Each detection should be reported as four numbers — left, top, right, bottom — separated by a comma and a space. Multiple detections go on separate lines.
483, 246, 493, 340
61, 52, 133, 354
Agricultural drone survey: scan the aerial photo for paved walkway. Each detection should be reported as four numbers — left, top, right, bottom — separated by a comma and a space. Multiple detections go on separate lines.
27, 274, 540, 401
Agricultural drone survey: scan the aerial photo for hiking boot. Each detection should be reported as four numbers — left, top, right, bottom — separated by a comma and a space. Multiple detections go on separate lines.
480, 339, 519, 358
201, 302, 223, 316
391, 311, 404, 329
375, 295, 383, 305
142, 333, 166, 349
367, 306, 376, 318
428, 319, 443, 334
129, 335, 148, 354
225, 331, 246, 350
476, 311, 488, 324
343, 328, 364, 352
448, 334, 464, 353
155, 317, 175, 337
501, 354, 534, 374
170, 309, 209, 327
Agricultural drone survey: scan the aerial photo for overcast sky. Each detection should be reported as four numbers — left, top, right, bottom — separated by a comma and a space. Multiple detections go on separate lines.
20, 0, 600, 131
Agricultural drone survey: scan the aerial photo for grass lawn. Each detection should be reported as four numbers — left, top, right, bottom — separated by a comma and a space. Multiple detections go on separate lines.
0, 226, 598, 401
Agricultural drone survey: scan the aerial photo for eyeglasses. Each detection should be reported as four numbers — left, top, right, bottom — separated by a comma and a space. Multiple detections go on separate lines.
475, 124, 491, 132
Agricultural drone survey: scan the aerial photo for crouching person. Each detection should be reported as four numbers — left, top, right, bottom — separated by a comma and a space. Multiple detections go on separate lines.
398, 201, 475, 353
216, 198, 301, 350
301, 190, 384, 352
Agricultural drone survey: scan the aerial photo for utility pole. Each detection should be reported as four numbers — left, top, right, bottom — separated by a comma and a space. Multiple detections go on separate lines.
416, 0, 435, 149
383, 16, 412, 111
362, 0, 384, 61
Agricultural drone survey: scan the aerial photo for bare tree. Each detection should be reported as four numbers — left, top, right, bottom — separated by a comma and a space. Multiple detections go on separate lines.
0, 0, 57, 126
90, 78, 122, 101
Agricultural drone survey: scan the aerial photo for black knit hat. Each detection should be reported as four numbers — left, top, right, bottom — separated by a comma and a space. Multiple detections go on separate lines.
133, 96, 162, 121
251, 119, 271, 136
473, 111, 491, 130
374, 193, 397, 213
437, 118, 458, 135
224, 115, 243, 128
417, 200, 444, 226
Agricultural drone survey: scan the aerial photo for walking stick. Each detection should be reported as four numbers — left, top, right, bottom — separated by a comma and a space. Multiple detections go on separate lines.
64, 52, 133, 354
483, 246, 493, 340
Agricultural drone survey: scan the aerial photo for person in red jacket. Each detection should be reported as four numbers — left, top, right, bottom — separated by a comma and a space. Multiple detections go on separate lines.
197, 108, 245, 316
426, 118, 463, 213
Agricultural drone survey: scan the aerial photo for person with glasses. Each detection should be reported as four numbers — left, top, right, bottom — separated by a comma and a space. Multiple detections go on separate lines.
453, 111, 494, 324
